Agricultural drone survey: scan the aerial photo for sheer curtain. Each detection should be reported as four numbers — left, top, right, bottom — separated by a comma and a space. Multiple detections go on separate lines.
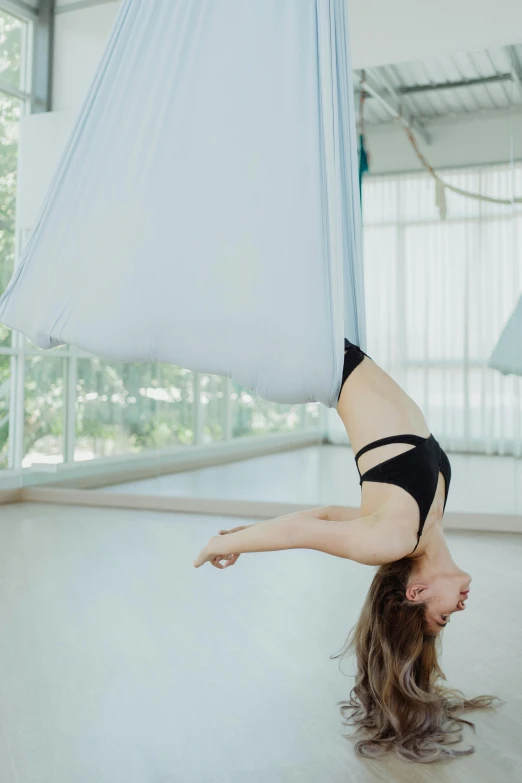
364, 162, 522, 456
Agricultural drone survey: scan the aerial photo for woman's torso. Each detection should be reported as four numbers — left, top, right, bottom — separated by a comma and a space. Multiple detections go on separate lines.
336, 356, 447, 535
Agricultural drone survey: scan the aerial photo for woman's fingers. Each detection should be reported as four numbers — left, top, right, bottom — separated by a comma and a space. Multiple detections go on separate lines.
194, 534, 241, 570
211, 553, 239, 569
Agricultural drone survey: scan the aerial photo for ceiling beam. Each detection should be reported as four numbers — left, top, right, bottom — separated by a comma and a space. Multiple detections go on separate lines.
54, 0, 118, 13
373, 67, 432, 145
399, 73, 513, 95
31, 0, 54, 113
506, 45, 522, 102
359, 71, 432, 146
0, 0, 38, 22
360, 78, 432, 146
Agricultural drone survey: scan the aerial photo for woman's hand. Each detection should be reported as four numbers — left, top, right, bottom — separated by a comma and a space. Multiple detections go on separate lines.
193, 533, 242, 569
217, 525, 249, 536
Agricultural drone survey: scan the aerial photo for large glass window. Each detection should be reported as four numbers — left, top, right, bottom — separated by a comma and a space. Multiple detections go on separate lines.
1, 11, 27, 309
23, 355, 65, 467
198, 374, 226, 444
0, 353, 9, 468
231, 384, 306, 437
75, 359, 195, 460
363, 163, 522, 455
0, 9, 27, 93
1, 9, 30, 469
0, 92, 20, 328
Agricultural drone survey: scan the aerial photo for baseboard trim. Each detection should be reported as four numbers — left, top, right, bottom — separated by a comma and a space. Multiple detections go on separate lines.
20, 488, 312, 520
18, 488, 522, 534
442, 511, 522, 534
0, 489, 22, 506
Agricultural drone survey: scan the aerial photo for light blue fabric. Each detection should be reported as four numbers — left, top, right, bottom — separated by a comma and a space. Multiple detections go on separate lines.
489, 295, 522, 376
0, 0, 365, 407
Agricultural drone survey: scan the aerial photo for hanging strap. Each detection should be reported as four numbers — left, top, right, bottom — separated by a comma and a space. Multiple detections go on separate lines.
354, 434, 429, 466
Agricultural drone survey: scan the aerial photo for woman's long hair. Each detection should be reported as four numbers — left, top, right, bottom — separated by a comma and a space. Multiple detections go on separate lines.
331, 558, 500, 762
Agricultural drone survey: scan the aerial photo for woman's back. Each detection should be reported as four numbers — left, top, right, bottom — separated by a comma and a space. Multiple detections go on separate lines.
337, 356, 447, 527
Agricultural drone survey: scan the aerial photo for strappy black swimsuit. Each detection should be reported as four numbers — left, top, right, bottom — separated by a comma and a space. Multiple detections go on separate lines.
338, 339, 452, 553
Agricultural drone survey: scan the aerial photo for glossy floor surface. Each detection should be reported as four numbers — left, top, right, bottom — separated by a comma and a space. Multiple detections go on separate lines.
0, 502, 520, 782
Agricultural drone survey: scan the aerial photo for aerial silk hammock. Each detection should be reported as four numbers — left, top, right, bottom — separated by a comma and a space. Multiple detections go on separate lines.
489, 295, 522, 376
0, 0, 365, 408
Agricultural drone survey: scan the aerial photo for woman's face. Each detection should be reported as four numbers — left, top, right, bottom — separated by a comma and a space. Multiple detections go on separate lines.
407, 572, 472, 634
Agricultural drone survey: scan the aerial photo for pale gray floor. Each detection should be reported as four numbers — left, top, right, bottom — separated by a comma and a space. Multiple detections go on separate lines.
0, 502, 520, 783
103, 444, 522, 515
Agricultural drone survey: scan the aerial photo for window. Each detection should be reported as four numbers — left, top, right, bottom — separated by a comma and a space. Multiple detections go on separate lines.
0, 8, 31, 468
231, 385, 313, 437
75, 360, 195, 460
364, 164, 522, 455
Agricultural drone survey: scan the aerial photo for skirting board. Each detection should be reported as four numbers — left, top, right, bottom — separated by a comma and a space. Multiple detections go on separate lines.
19, 488, 522, 534
0, 490, 22, 505
21, 488, 316, 521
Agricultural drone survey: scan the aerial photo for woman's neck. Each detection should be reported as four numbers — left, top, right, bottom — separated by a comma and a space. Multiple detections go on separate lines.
409, 523, 462, 576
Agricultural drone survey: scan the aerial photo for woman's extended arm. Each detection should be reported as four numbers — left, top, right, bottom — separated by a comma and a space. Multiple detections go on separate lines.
218, 504, 362, 535
193, 513, 354, 567
323, 504, 364, 522
192, 505, 408, 568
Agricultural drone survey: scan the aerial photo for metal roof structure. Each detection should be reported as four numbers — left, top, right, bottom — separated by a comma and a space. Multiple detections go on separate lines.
356, 43, 522, 140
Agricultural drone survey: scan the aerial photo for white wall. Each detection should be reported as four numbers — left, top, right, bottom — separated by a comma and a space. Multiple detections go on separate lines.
350, 0, 522, 69
52, 1, 121, 111
51, 0, 522, 109
367, 109, 522, 176
16, 108, 77, 230
46, 0, 522, 179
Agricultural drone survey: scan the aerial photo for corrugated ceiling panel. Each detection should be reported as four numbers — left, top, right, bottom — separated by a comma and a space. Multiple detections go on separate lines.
357, 43, 522, 126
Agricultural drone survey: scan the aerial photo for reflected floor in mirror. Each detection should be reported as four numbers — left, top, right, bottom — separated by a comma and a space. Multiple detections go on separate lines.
102, 444, 522, 516
0, 502, 520, 783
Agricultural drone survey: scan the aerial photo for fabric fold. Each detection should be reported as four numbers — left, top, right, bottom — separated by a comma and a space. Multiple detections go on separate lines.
0, 0, 365, 408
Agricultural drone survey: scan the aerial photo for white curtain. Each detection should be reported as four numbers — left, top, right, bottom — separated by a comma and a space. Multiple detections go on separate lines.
364, 163, 522, 456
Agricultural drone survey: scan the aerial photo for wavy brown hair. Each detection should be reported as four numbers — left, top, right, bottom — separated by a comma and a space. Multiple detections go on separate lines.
331, 558, 501, 762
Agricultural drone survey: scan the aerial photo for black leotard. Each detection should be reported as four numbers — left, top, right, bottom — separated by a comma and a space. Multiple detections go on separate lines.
338, 338, 369, 397
338, 339, 452, 552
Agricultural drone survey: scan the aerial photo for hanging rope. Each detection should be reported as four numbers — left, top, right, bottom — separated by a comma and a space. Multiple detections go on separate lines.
360, 75, 522, 208
402, 124, 522, 207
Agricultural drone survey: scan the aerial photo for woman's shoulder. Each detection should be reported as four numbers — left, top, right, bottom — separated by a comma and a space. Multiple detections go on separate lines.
371, 510, 419, 563
345, 511, 418, 566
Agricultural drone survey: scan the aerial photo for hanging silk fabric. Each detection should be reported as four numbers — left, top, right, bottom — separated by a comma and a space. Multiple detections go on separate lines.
0, 0, 365, 408
489, 294, 522, 376
358, 74, 370, 200
359, 134, 370, 200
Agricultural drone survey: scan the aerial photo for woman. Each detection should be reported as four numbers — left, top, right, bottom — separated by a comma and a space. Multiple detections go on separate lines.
194, 339, 498, 761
